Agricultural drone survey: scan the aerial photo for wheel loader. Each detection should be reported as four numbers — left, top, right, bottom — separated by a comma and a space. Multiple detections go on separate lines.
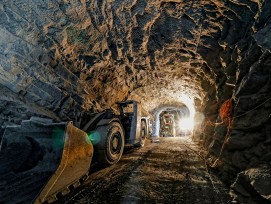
160, 113, 176, 137
0, 100, 148, 204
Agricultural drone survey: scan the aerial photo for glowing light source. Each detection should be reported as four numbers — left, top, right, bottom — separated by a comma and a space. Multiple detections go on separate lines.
178, 118, 194, 132
88, 131, 101, 145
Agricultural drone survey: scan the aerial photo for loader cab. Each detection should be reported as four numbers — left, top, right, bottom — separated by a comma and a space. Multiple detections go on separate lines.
117, 100, 142, 145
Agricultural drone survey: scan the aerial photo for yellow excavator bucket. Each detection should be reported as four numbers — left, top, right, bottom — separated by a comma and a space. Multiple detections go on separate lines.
0, 117, 93, 204
35, 122, 93, 203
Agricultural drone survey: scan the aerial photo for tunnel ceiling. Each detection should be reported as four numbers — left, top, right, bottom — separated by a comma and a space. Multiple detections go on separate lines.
0, 0, 270, 119
1, 1, 271, 202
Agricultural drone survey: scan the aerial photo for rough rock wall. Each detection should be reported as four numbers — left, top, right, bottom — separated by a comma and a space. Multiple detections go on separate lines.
1, 0, 271, 200
201, 1, 271, 202
0, 0, 95, 128
1, 0, 219, 129
207, 0, 271, 170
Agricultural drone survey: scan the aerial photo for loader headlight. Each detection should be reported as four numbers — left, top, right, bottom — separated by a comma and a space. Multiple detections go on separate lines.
52, 127, 65, 150
88, 131, 101, 145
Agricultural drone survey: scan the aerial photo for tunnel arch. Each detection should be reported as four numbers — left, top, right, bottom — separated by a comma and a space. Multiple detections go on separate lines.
149, 100, 194, 137
0, 1, 271, 202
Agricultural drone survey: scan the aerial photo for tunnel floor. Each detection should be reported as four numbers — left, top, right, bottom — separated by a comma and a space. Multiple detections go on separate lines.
55, 136, 231, 204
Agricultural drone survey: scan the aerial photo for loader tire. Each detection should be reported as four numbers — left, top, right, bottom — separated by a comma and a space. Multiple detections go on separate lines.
135, 120, 147, 147
95, 122, 124, 165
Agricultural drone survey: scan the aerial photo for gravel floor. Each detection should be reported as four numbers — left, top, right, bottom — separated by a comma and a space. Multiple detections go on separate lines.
55, 136, 231, 204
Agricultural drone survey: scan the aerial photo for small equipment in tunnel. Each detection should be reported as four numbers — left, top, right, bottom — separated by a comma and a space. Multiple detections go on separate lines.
160, 113, 176, 137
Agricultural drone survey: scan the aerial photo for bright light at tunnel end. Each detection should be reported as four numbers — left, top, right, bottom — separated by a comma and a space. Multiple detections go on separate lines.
177, 94, 195, 132
178, 118, 194, 132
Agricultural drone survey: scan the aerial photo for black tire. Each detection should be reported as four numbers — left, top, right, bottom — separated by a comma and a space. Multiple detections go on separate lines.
94, 122, 124, 165
136, 120, 147, 147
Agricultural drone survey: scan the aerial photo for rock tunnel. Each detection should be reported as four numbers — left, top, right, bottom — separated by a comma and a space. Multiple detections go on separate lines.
0, 0, 271, 203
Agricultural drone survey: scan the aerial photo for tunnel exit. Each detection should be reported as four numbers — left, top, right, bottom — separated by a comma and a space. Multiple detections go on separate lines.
158, 107, 197, 137
150, 95, 199, 138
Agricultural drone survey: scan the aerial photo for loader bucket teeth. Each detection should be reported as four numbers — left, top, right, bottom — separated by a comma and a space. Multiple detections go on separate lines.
46, 195, 57, 203
79, 174, 89, 183
61, 187, 70, 196
0, 118, 93, 204
72, 180, 81, 189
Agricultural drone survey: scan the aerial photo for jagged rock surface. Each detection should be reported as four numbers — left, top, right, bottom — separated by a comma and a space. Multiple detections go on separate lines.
0, 0, 271, 203
230, 165, 271, 203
